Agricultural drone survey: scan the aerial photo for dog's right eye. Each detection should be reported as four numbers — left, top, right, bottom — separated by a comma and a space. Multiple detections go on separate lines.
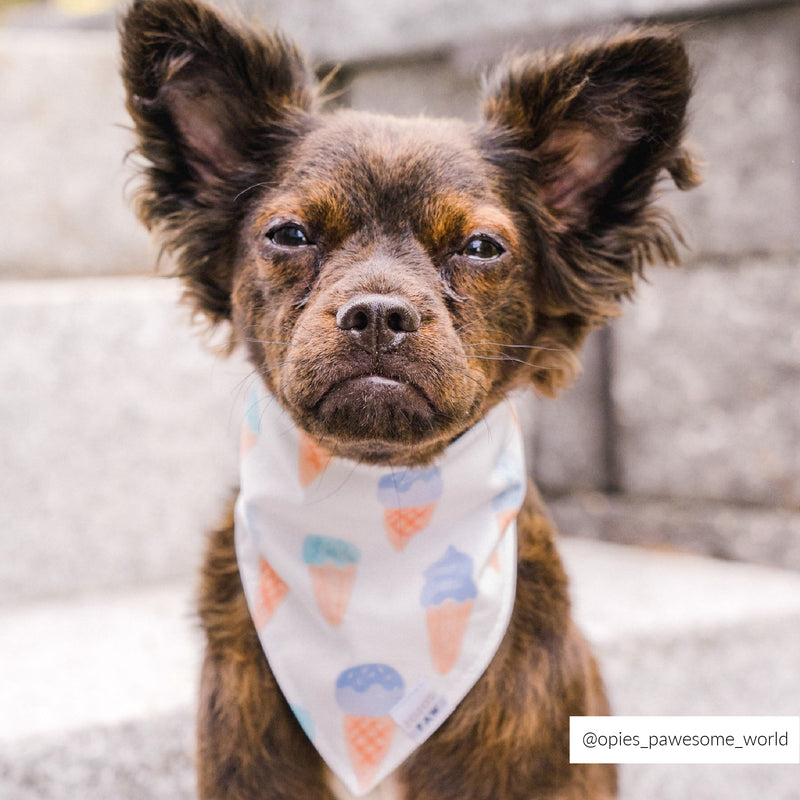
268, 224, 312, 248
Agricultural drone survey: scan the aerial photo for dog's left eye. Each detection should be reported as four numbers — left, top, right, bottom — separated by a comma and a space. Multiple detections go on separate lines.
462, 236, 504, 261
268, 224, 312, 248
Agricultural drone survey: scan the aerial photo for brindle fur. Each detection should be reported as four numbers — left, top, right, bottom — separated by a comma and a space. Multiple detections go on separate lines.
120, 1, 698, 796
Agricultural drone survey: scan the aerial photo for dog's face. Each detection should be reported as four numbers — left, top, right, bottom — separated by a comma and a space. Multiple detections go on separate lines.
121, 0, 698, 464
234, 114, 533, 463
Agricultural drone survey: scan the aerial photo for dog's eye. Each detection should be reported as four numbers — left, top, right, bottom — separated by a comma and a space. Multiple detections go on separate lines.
462, 236, 504, 261
268, 224, 311, 248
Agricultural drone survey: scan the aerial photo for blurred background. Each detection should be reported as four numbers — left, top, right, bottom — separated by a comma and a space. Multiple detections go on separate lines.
1, 0, 798, 798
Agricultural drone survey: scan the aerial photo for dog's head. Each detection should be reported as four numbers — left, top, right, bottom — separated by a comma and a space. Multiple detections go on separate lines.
121, 0, 698, 465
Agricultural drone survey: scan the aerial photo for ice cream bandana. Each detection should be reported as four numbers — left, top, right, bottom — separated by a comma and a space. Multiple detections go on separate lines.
234, 385, 526, 796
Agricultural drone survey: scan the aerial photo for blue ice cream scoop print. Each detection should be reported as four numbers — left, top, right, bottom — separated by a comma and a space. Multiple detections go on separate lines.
377, 467, 443, 550
420, 546, 478, 674
335, 664, 405, 789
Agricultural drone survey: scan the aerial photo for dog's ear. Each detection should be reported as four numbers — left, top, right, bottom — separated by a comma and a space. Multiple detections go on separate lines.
120, 0, 316, 324
480, 29, 700, 394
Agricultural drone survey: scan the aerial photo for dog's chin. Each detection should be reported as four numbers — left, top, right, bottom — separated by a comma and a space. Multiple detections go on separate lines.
297, 375, 455, 464
317, 375, 435, 435
321, 375, 430, 411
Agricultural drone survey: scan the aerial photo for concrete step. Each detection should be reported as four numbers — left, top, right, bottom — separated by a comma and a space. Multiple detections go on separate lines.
562, 538, 800, 800
0, 580, 199, 800
0, 582, 200, 744
551, 493, 800, 572
1, 539, 798, 799
0, 31, 151, 280
0, 277, 249, 606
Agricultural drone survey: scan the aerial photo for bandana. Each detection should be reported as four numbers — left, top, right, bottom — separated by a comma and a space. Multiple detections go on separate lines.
234, 385, 526, 796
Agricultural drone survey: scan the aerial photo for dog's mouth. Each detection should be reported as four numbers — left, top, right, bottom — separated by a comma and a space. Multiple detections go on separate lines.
313, 372, 437, 439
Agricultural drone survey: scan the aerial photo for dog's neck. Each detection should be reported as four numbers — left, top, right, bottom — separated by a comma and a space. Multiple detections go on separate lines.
234, 386, 526, 796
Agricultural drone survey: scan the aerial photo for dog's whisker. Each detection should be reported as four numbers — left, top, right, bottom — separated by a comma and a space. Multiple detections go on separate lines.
462, 341, 568, 353
253, 359, 303, 380
453, 316, 520, 337
465, 353, 559, 370
242, 337, 291, 347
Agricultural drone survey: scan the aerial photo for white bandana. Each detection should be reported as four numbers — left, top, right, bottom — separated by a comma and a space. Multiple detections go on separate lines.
234, 385, 526, 796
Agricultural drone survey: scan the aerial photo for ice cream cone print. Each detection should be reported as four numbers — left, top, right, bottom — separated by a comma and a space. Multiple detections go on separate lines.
241, 385, 262, 457
298, 432, 332, 486
252, 556, 288, 630
241, 421, 258, 458
496, 508, 518, 538
303, 536, 361, 626
490, 440, 526, 537
420, 546, 478, 674
377, 467, 442, 551
342, 714, 396, 789
425, 598, 474, 675
290, 705, 315, 742
308, 563, 357, 626
335, 664, 405, 791
383, 504, 436, 551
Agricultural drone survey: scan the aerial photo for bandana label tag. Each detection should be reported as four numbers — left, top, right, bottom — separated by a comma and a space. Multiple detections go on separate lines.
390, 682, 449, 741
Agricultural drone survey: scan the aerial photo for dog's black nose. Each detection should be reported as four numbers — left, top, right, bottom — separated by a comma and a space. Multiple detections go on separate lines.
336, 294, 421, 351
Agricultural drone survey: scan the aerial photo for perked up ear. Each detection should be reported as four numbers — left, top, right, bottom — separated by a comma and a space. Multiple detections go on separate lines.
120, 0, 316, 324
481, 27, 700, 323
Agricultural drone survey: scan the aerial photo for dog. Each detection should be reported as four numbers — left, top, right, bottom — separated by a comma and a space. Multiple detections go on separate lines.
120, 1, 698, 797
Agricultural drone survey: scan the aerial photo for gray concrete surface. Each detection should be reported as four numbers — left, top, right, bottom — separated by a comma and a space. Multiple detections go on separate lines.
0, 712, 196, 800
0, 277, 248, 604
533, 331, 612, 494
0, 582, 200, 742
0, 31, 151, 279
232, 0, 788, 64
563, 538, 800, 799
0, 580, 198, 799
676, 6, 800, 257
551, 492, 800, 572
614, 258, 800, 509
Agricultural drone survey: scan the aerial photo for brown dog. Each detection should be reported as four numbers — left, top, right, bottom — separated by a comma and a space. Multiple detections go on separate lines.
120, 1, 698, 797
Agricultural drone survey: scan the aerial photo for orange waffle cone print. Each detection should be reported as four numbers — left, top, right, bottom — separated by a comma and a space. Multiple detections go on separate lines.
302, 535, 361, 626
383, 504, 436, 550
342, 714, 396, 788
308, 564, 357, 626
336, 664, 405, 790
421, 546, 478, 675
495, 508, 518, 538
298, 431, 332, 486
252, 556, 289, 630
377, 467, 442, 551
425, 599, 475, 674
